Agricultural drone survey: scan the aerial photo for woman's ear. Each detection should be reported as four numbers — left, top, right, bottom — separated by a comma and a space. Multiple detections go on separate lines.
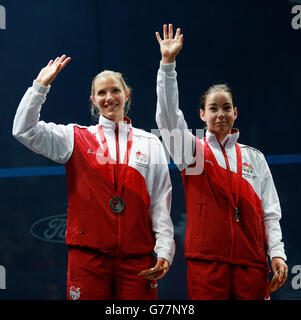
125, 90, 131, 102
90, 95, 96, 106
200, 109, 206, 122
234, 106, 238, 120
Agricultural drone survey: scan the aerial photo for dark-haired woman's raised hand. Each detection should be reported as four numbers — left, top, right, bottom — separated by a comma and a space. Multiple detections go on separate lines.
35, 54, 71, 86
156, 24, 183, 64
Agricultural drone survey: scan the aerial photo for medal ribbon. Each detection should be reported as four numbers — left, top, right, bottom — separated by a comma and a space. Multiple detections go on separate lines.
233, 143, 242, 214
98, 124, 133, 196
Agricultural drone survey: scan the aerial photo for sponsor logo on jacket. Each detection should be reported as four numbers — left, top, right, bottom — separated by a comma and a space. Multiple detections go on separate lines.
69, 286, 81, 300
135, 151, 148, 168
242, 162, 257, 180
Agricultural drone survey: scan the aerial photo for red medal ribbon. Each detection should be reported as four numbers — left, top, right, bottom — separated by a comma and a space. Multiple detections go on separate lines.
97, 124, 133, 196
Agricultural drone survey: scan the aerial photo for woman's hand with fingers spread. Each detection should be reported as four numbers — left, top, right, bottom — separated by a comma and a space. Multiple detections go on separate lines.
35, 54, 71, 87
156, 24, 183, 64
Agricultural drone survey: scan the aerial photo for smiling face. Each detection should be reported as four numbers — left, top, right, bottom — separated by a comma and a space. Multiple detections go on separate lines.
90, 74, 130, 123
200, 90, 237, 142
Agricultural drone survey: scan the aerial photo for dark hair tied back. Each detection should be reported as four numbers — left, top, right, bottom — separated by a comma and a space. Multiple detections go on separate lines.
200, 84, 234, 110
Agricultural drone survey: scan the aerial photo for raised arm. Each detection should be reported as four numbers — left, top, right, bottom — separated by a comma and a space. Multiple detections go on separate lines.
155, 24, 203, 173
12, 55, 74, 164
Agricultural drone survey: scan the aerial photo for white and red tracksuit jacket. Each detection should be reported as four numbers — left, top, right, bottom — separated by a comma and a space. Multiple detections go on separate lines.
156, 62, 286, 270
12, 80, 175, 264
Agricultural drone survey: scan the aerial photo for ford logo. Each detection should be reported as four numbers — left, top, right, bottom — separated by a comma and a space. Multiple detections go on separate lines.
30, 214, 67, 243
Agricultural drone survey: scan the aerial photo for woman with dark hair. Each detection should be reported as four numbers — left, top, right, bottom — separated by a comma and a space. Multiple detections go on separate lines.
13, 55, 175, 300
155, 24, 288, 300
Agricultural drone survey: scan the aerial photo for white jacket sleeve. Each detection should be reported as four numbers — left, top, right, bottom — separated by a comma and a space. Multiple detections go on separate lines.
260, 156, 287, 261
12, 81, 74, 164
156, 62, 203, 173
149, 138, 175, 265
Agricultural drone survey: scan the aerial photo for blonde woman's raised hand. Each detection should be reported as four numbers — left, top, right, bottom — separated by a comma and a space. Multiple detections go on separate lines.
35, 54, 71, 86
156, 24, 183, 64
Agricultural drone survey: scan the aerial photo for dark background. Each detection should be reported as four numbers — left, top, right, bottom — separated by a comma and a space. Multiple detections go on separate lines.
0, 0, 300, 299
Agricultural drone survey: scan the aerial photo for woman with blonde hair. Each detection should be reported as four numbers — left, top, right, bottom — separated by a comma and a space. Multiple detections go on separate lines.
13, 55, 175, 300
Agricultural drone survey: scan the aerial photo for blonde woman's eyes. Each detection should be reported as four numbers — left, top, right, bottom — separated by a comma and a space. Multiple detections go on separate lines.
97, 88, 120, 95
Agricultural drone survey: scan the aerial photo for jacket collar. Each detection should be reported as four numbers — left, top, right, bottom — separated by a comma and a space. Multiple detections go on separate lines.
205, 128, 240, 147
98, 115, 132, 133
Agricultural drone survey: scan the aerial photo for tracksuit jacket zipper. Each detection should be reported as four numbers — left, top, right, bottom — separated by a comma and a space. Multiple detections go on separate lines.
219, 139, 237, 259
